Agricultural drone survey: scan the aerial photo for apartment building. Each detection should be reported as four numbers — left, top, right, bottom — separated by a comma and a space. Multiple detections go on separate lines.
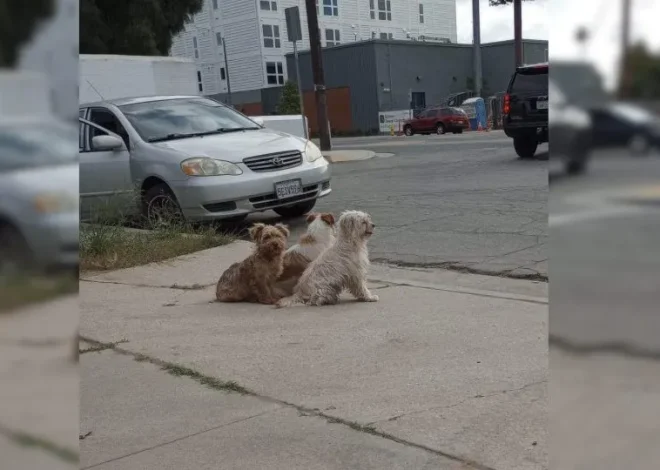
169, 0, 457, 94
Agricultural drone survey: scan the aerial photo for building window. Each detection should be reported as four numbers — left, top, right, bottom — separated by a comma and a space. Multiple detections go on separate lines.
371, 31, 376, 39
323, 0, 338, 16
325, 29, 340, 46
419, 4, 424, 23
369, 0, 375, 19
260, 1, 277, 11
193, 36, 199, 58
197, 71, 203, 92
377, 0, 391, 21
220, 67, 226, 80
216, 32, 223, 46
262, 24, 281, 48
213, 0, 218, 9
266, 62, 284, 85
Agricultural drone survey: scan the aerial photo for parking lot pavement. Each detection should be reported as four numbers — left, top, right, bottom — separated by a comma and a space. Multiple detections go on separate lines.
80, 243, 548, 470
248, 132, 548, 279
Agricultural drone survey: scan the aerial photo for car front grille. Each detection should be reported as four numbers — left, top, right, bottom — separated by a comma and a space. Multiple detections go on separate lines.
243, 150, 303, 172
249, 184, 319, 210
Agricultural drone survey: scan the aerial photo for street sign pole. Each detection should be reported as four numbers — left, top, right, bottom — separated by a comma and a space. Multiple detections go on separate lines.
292, 40, 307, 139
285, 6, 308, 139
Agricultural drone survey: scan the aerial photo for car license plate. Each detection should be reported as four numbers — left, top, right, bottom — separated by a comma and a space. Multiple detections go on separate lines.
537, 100, 548, 110
275, 179, 303, 199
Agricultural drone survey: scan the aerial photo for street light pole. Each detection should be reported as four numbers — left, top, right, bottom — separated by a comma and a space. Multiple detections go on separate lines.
472, 0, 482, 96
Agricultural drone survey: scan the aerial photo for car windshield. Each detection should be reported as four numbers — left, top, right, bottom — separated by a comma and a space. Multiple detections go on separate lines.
511, 68, 549, 93
0, 122, 78, 172
118, 97, 262, 142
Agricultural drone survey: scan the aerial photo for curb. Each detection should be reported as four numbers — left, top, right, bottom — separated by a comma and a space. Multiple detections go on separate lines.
323, 150, 376, 163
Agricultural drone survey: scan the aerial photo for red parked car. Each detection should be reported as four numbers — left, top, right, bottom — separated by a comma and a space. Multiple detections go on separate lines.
403, 107, 470, 136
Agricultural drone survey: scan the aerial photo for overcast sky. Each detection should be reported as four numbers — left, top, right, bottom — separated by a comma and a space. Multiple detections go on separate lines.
456, 0, 660, 91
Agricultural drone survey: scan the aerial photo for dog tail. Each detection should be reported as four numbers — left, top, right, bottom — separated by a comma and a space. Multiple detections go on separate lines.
275, 293, 302, 309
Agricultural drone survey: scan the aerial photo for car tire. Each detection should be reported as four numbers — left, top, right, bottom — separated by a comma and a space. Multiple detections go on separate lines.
513, 135, 538, 159
403, 125, 413, 136
0, 223, 32, 275
143, 183, 185, 227
456, 129, 464, 134
273, 199, 317, 219
435, 123, 446, 135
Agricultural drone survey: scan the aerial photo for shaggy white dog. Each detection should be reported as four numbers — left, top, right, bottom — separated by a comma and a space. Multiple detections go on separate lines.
275, 210, 378, 307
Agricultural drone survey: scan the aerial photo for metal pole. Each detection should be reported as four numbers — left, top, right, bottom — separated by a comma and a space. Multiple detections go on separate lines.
222, 37, 232, 105
293, 40, 308, 139
304, 0, 331, 150
472, 0, 482, 96
513, 0, 523, 67
619, 0, 632, 98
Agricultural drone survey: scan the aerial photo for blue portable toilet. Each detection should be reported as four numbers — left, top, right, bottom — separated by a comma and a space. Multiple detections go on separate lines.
460, 97, 487, 130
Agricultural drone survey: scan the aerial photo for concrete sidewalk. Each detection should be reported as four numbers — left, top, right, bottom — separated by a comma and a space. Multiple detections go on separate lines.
80, 242, 548, 470
0, 295, 79, 470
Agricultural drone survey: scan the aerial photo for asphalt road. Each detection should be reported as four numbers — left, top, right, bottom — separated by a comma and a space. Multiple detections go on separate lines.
247, 130, 549, 279
549, 148, 660, 353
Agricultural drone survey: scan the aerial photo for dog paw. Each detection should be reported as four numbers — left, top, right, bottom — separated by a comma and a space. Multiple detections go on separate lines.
365, 294, 379, 302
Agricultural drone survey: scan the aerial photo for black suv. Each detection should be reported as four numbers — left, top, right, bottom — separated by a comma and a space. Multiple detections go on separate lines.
503, 63, 549, 159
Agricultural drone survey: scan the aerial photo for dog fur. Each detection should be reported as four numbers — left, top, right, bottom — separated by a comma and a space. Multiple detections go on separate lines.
216, 222, 290, 304
275, 212, 336, 295
275, 210, 378, 307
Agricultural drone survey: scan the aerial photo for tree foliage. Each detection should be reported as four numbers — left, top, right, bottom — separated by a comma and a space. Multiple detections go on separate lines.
0, 0, 55, 67
277, 81, 302, 114
622, 43, 660, 99
80, 0, 204, 56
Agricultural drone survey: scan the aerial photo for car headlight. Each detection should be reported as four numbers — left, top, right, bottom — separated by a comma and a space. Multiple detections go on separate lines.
304, 140, 325, 163
180, 157, 243, 176
33, 192, 79, 214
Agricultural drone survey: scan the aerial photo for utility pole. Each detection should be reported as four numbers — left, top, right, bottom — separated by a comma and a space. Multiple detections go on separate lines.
513, 0, 523, 66
618, 0, 632, 98
221, 37, 232, 105
304, 0, 331, 150
472, 0, 482, 96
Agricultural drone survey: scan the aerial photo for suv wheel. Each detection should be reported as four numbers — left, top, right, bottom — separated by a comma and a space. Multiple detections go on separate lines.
403, 125, 413, 136
513, 135, 538, 159
435, 123, 446, 135
0, 223, 32, 275
273, 199, 317, 219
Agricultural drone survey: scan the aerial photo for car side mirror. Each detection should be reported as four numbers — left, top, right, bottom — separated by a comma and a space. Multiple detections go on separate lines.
92, 135, 124, 151
252, 117, 265, 127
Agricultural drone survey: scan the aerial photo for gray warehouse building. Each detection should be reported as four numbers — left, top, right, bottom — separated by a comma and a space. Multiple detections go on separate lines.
210, 38, 548, 134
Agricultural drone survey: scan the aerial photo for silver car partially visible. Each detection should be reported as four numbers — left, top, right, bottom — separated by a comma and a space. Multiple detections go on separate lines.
78, 96, 332, 223
0, 119, 79, 273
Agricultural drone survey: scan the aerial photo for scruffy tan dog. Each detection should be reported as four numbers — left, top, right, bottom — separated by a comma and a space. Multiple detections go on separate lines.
275, 210, 378, 307
216, 222, 290, 304
275, 212, 336, 296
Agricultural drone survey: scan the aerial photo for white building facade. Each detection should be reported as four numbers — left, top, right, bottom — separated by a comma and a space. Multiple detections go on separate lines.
169, 0, 457, 94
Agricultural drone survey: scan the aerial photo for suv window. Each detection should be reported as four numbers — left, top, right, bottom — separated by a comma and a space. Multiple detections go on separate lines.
511, 70, 548, 93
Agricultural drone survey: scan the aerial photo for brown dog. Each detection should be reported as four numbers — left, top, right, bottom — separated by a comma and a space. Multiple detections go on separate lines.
216, 222, 290, 304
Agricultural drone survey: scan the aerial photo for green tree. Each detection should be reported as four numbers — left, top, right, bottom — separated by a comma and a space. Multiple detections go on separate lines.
622, 42, 660, 99
277, 81, 301, 114
0, 0, 55, 67
80, 0, 204, 55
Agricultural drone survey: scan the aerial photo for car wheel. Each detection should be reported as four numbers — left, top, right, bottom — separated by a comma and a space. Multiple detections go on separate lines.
513, 135, 538, 159
403, 125, 413, 136
273, 199, 317, 219
629, 134, 650, 156
0, 223, 32, 275
456, 129, 464, 134
435, 123, 446, 135
143, 183, 185, 228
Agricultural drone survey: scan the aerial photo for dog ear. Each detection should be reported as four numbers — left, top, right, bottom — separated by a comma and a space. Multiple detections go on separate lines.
248, 223, 265, 241
306, 213, 317, 224
274, 223, 290, 238
320, 213, 335, 226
